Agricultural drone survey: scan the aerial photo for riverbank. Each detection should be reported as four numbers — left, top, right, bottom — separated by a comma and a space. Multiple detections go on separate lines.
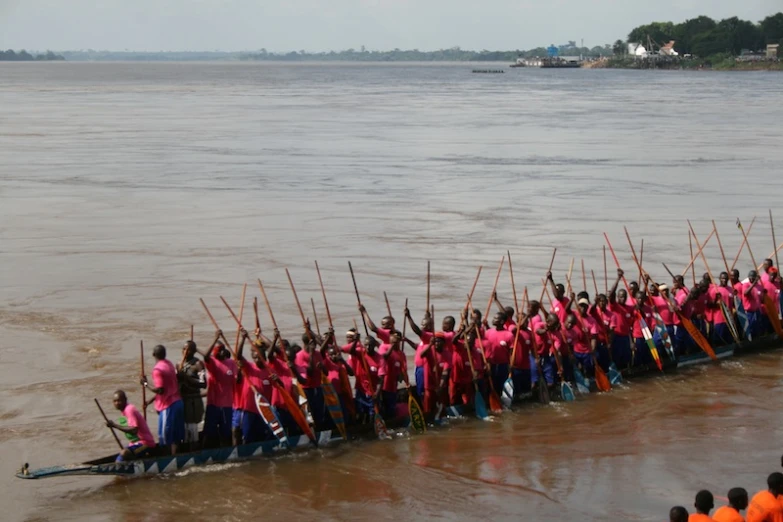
585, 56, 783, 71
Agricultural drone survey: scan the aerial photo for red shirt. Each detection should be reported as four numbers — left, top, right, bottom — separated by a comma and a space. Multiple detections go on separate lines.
742, 281, 765, 312
608, 302, 634, 336
204, 356, 237, 409
631, 304, 656, 339
267, 357, 293, 409
709, 285, 734, 325
651, 295, 675, 325
530, 315, 551, 356
377, 344, 403, 393
550, 296, 569, 323
451, 339, 473, 384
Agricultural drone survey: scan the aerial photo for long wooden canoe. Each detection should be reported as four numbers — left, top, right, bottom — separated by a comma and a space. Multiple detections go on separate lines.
16, 333, 780, 480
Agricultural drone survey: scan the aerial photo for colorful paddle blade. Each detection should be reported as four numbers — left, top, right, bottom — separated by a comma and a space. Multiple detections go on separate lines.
489, 389, 503, 414
594, 363, 611, 392
255, 392, 289, 448
560, 382, 575, 402
573, 367, 590, 394
608, 363, 623, 385
408, 394, 427, 433
321, 380, 347, 441
501, 378, 514, 409
764, 295, 783, 337
373, 404, 390, 440
474, 389, 489, 420
679, 313, 718, 361
277, 383, 315, 444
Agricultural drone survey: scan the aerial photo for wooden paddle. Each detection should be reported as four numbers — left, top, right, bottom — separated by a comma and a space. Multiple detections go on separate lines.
730, 216, 756, 271
712, 220, 732, 276
348, 262, 390, 438
286, 268, 347, 441
484, 256, 506, 323
310, 298, 321, 336
539, 248, 557, 303
400, 298, 426, 433
680, 229, 716, 278
565, 258, 575, 295
688, 220, 741, 345
591, 270, 599, 297
737, 219, 758, 270
233, 283, 248, 354
688, 230, 696, 285
95, 398, 123, 450
603, 245, 608, 294
772, 210, 780, 270
383, 291, 392, 318
581, 259, 587, 294
139, 340, 147, 420
759, 242, 783, 271
607, 231, 663, 371
426, 260, 431, 313
638, 240, 644, 287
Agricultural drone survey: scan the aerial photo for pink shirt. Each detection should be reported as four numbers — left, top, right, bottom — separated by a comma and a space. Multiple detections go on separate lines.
674, 289, 691, 321
530, 315, 552, 356
482, 328, 514, 365
375, 327, 391, 344
239, 361, 272, 413
414, 331, 434, 367
566, 324, 591, 354
123, 403, 155, 447
741, 281, 765, 312
592, 307, 615, 343
608, 302, 634, 336
355, 350, 382, 395
152, 359, 182, 412
268, 357, 293, 409
294, 349, 324, 389
322, 358, 349, 395
631, 304, 656, 339
377, 344, 403, 393
550, 296, 569, 323
651, 295, 675, 325
204, 357, 237, 409
709, 286, 733, 325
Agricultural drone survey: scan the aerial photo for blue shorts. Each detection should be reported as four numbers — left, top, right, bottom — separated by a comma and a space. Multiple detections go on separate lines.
233, 409, 272, 444
116, 441, 152, 462
415, 366, 425, 398
611, 335, 632, 369
158, 400, 185, 447
712, 323, 732, 346
511, 368, 532, 395
533, 355, 556, 385
574, 352, 594, 377
634, 337, 652, 366
595, 343, 610, 372
203, 404, 232, 441
490, 363, 509, 398
355, 390, 374, 417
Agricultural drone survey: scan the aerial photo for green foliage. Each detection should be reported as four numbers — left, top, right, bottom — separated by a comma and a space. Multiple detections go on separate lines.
612, 39, 626, 55
627, 12, 779, 57
0, 49, 64, 61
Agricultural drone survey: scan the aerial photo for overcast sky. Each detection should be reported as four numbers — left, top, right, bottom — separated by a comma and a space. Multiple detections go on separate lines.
0, 0, 779, 52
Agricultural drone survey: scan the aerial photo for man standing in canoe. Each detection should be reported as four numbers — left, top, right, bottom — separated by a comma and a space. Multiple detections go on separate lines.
376, 330, 404, 418
141, 344, 185, 455
529, 300, 556, 393
234, 329, 276, 444
482, 312, 514, 397
358, 304, 394, 343
266, 336, 299, 434
200, 333, 237, 448
709, 272, 736, 346
509, 314, 533, 398
404, 308, 434, 399
294, 332, 328, 430
608, 270, 634, 368
546, 272, 572, 323
178, 340, 205, 450
742, 270, 767, 339
107, 390, 155, 462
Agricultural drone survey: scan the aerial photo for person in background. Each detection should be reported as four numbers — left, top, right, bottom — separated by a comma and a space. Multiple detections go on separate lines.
670, 506, 690, 522
107, 390, 155, 462
689, 490, 715, 521
713, 487, 748, 522
141, 344, 185, 455
746, 472, 783, 522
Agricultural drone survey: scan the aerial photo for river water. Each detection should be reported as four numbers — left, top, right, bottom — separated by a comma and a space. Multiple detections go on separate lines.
1, 62, 782, 521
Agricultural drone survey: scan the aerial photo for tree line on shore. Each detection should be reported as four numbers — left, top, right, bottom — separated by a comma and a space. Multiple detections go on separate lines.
613, 12, 783, 57
0, 50, 65, 61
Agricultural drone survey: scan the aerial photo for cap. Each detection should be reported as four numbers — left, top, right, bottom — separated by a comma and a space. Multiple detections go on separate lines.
434, 332, 446, 339
658, 284, 669, 291
770, 267, 779, 275
577, 298, 590, 306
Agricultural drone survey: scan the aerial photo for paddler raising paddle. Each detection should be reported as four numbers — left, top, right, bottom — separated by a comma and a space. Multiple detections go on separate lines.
375, 330, 404, 419
359, 304, 395, 344
741, 270, 766, 339
482, 311, 514, 399
607, 269, 634, 370
234, 329, 277, 445
199, 332, 237, 448
404, 307, 434, 400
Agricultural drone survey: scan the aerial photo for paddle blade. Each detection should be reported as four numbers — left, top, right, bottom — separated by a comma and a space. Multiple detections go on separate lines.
489, 389, 503, 414
561, 382, 575, 402
538, 381, 550, 405
255, 392, 289, 447
277, 383, 316, 444
474, 390, 490, 420
322, 379, 347, 441
501, 378, 514, 409
373, 405, 390, 440
573, 367, 590, 394
408, 394, 427, 433
608, 363, 623, 385
594, 364, 611, 392
764, 295, 783, 337
679, 314, 718, 361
